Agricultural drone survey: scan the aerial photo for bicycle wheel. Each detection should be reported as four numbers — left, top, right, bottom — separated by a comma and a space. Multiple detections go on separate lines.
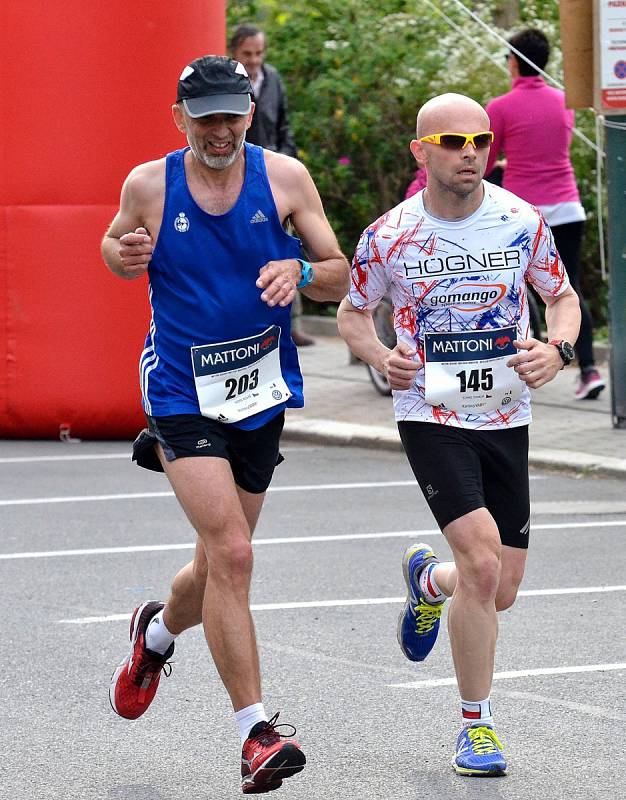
367, 298, 394, 396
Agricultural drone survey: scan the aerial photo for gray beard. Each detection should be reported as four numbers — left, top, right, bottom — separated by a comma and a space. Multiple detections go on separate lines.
189, 132, 246, 170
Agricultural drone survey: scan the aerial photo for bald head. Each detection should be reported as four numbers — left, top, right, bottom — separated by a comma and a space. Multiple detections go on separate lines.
416, 93, 489, 138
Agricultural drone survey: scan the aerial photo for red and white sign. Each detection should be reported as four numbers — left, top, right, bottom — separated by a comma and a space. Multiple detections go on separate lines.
599, 0, 626, 110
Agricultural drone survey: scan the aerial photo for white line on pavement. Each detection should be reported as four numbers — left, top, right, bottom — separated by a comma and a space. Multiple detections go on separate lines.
2, 519, 625, 561
0, 454, 130, 464
498, 690, 626, 723
0, 530, 434, 560
0, 491, 175, 506
0, 445, 317, 464
388, 662, 626, 688
0, 480, 418, 507
59, 584, 626, 624
520, 584, 626, 596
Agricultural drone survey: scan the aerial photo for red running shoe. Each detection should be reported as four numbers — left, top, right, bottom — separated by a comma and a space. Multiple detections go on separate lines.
241, 713, 306, 794
109, 601, 174, 719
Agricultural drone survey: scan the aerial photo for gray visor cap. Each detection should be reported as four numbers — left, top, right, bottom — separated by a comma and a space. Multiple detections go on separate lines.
182, 93, 252, 118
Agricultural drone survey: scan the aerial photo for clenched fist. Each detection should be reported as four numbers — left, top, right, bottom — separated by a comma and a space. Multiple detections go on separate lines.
118, 227, 153, 278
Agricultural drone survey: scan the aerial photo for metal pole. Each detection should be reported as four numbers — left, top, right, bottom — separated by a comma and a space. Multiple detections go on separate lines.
605, 115, 626, 428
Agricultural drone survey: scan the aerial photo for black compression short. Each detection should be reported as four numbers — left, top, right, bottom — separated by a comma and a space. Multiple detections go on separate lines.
132, 412, 285, 494
397, 421, 530, 549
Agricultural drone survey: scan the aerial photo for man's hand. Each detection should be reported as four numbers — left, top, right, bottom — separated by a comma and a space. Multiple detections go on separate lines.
118, 227, 153, 278
257, 259, 301, 307
507, 338, 563, 389
382, 342, 421, 390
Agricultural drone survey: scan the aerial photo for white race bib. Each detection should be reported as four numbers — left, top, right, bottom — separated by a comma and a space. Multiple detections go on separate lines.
191, 326, 291, 423
423, 326, 524, 414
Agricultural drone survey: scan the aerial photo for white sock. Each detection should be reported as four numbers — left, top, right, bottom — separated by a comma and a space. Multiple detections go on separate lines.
144, 609, 177, 655
461, 697, 494, 729
419, 563, 446, 604
236, 703, 267, 745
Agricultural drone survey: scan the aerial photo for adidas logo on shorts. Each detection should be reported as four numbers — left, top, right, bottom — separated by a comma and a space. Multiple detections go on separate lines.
250, 209, 269, 224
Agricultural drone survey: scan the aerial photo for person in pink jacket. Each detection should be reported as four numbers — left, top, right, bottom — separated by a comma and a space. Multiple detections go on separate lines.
486, 28, 604, 400
404, 166, 428, 199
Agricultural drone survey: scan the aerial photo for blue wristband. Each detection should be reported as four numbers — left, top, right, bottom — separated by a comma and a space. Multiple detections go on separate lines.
296, 258, 314, 289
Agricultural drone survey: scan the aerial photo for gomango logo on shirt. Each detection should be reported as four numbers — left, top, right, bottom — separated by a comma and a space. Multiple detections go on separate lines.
427, 283, 507, 311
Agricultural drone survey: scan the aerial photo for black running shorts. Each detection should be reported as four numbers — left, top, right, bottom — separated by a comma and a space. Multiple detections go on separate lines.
397, 421, 530, 549
132, 412, 285, 494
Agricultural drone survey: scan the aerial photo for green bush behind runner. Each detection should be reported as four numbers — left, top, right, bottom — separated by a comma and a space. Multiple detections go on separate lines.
228, 0, 607, 326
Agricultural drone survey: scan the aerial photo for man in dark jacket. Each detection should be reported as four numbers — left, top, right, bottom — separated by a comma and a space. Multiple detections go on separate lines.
230, 23, 314, 345
230, 24, 297, 157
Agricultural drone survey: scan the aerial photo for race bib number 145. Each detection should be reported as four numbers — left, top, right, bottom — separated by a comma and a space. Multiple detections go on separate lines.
423, 326, 525, 414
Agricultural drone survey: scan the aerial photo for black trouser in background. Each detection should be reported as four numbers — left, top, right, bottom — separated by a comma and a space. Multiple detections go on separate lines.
551, 220, 595, 370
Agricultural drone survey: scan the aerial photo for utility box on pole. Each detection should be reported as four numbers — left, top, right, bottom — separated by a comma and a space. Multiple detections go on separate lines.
560, 0, 626, 428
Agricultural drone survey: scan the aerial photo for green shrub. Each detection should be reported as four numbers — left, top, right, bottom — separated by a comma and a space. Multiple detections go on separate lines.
228, 0, 607, 324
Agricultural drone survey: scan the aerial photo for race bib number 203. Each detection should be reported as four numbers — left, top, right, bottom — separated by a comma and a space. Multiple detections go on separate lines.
191, 325, 291, 423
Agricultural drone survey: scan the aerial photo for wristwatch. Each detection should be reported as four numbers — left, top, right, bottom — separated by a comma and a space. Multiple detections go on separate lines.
296, 258, 315, 289
549, 339, 575, 368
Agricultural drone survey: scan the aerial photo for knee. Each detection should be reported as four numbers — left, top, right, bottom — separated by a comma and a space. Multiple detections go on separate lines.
227, 536, 254, 578
457, 549, 501, 603
204, 530, 254, 585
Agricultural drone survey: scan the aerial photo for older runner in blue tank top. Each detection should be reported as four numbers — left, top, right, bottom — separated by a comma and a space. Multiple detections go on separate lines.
142, 142, 304, 428
101, 55, 349, 795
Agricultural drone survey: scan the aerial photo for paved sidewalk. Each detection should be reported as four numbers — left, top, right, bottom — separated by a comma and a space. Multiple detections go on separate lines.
284, 334, 626, 479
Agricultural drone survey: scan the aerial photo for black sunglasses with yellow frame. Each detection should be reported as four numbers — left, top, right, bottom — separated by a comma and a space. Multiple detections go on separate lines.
418, 131, 494, 150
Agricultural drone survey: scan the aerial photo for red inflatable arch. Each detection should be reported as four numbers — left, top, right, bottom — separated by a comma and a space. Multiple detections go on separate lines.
0, 1, 225, 439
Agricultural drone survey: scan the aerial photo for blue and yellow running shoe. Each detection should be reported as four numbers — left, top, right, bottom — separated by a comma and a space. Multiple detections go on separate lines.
453, 726, 507, 776
397, 542, 444, 662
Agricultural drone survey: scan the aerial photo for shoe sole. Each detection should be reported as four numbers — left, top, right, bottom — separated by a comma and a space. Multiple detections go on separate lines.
242, 744, 306, 793
575, 381, 605, 400
242, 779, 283, 794
581, 385, 604, 400
108, 601, 162, 718
396, 543, 437, 660
453, 763, 507, 777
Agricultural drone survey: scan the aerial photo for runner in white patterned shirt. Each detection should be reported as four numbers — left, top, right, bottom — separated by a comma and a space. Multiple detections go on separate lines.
338, 93, 580, 777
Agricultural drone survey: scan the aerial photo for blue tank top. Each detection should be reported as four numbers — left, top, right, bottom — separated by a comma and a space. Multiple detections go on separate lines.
140, 143, 304, 429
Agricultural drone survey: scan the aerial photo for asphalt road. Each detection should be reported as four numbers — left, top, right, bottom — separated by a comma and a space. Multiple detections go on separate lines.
1, 441, 625, 800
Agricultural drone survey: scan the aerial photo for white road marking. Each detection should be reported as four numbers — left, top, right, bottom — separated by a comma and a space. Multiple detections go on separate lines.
389, 662, 626, 689
0, 445, 318, 464
0, 454, 130, 464
63, 612, 132, 624
0, 542, 197, 560
498, 690, 626, 723
0, 480, 418, 507
59, 584, 626, 624
0, 530, 435, 560
2, 519, 625, 561
517, 584, 626, 596
0, 491, 175, 506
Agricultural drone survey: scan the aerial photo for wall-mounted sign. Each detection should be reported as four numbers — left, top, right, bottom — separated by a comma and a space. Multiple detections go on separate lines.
598, 0, 626, 110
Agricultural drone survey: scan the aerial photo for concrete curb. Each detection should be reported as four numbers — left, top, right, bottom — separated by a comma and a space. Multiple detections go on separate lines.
284, 418, 403, 452
526, 448, 626, 480
283, 418, 626, 479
